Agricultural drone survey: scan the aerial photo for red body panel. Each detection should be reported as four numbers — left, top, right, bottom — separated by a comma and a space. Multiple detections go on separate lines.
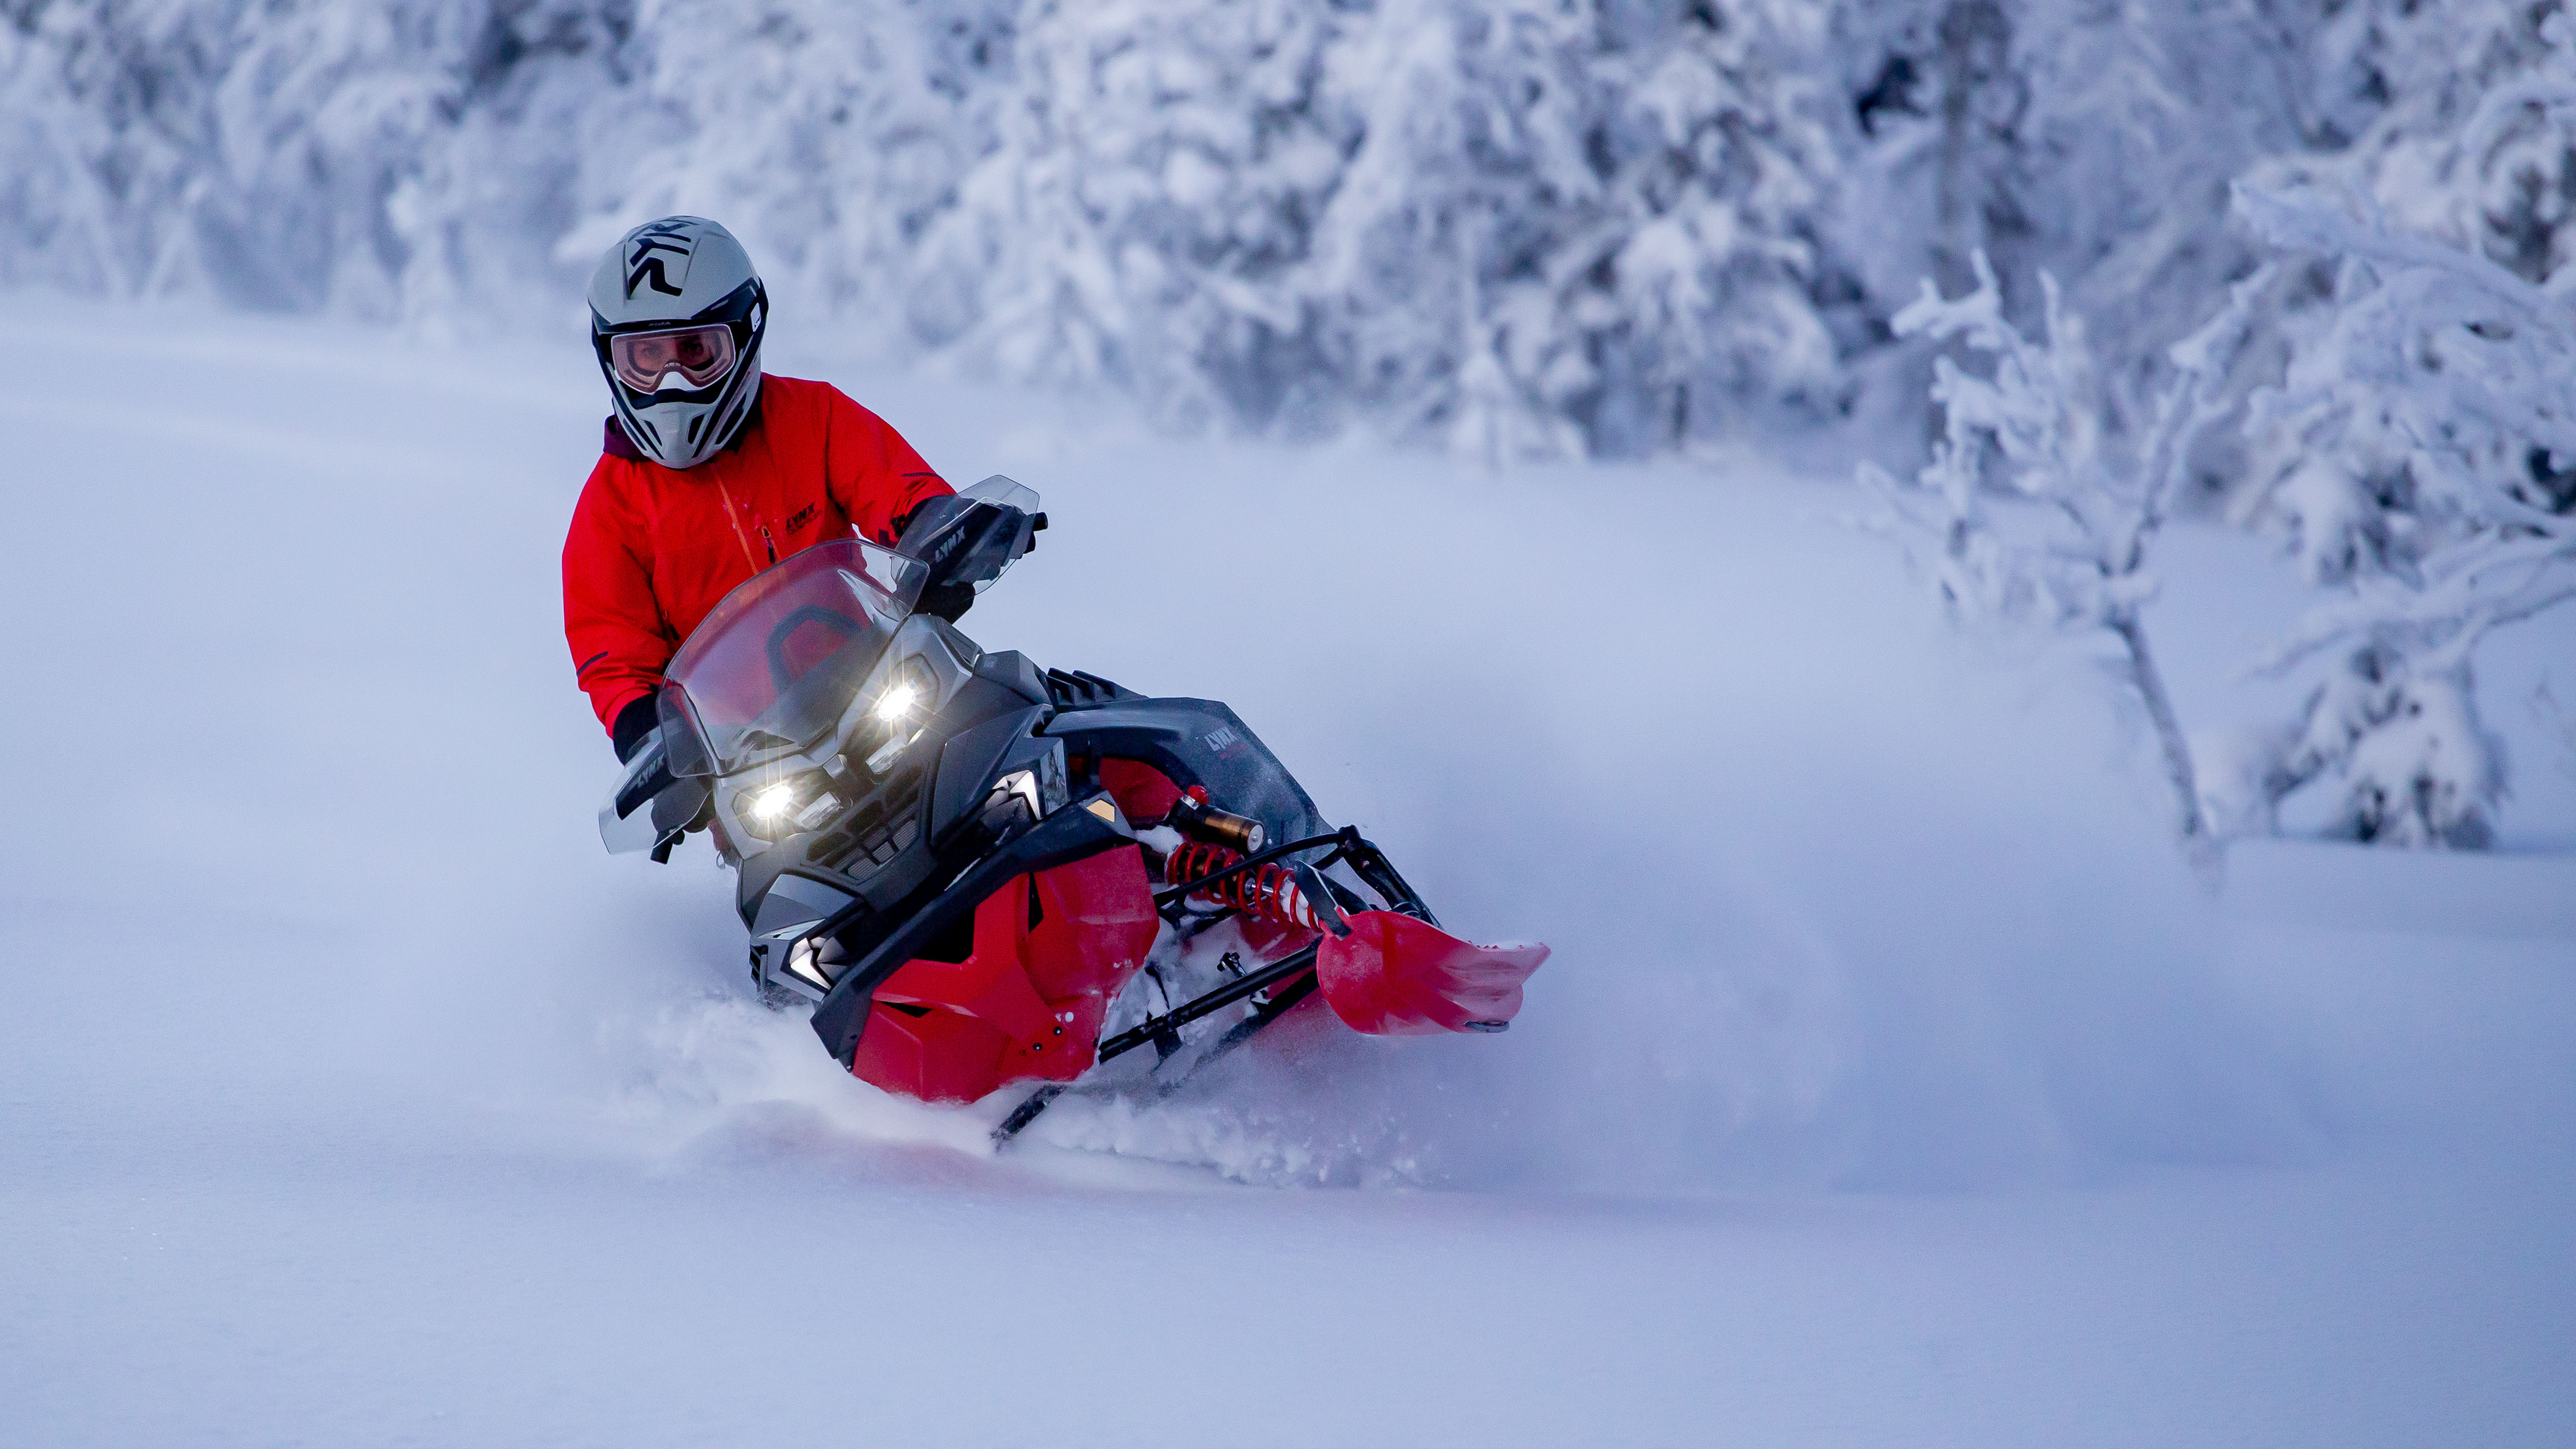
843, 763, 1553, 1102
1315, 911, 1550, 1035
845, 845, 1162, 1103
1096, 758, 1182, 824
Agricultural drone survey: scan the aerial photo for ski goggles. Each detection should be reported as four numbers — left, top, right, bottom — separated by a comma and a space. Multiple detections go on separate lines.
608, 323, 737, 393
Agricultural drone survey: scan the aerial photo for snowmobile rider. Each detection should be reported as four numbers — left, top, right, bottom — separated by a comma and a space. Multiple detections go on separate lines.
562, 215, 961, 764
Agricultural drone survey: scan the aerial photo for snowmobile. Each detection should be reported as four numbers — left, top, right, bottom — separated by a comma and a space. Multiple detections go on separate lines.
598, 476, 1548, 1141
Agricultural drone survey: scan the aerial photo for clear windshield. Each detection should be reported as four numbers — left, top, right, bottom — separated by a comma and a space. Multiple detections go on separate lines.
660, 539, 927, 776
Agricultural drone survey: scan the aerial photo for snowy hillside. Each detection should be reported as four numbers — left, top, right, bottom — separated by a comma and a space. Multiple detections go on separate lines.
3, 295, 2571, 1445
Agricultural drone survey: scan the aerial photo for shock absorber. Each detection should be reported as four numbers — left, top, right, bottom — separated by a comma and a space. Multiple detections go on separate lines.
1167, 785, 1264, 854
1164, 840, 1326, 933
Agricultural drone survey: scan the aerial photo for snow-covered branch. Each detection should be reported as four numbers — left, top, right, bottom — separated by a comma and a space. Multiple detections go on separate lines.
1862, 251, 2250, 861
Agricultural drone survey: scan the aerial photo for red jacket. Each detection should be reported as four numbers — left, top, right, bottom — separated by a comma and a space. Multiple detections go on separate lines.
563, 374, 953, 735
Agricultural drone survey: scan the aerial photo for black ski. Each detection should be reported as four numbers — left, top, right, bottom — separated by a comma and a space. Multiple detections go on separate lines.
990, 946, 1323, 1145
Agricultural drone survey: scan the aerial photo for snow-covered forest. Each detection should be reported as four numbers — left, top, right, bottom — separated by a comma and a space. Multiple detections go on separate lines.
10, 0, 2573, 457
7, 0, 2573, 847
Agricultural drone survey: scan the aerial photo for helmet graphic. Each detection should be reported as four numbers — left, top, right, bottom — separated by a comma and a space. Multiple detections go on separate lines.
588, 216, 768, 469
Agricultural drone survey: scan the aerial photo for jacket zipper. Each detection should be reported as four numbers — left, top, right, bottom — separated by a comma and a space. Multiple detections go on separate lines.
758, 523, 777, 564
714, 479, 764, 576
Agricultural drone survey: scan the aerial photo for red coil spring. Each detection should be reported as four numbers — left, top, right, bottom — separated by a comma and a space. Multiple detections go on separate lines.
1164, 840, 1324, 932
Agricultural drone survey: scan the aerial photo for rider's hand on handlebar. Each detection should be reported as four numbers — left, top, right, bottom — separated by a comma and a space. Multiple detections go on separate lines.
612, 695, 662, 763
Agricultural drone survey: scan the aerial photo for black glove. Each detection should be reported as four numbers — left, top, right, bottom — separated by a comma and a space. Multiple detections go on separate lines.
895, 496, 1042, 595
612, 694, 662, 763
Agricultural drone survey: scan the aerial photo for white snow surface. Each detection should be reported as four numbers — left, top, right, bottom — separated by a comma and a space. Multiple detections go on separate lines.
4, 294, 2573, 1445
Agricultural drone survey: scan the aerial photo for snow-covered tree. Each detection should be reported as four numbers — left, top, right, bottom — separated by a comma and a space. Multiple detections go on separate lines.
1527, 0, 1853, 456
553, 0, 1003, 351
4, 0, 2569, 495
2294, 0, 2576, 263
0, 0, 2348, 454
1368, 0, 1851, 459
1861, 250, 2265, 861
923, 0, 1851, 456
2182, 9, 2576, 848
1833, 0, 2311, 444
0, 0, 275, 299
0, 0, 627, 316
918, 0, 1353, 431
2212, 178, 2576, 847
1865, 252, 2226, 856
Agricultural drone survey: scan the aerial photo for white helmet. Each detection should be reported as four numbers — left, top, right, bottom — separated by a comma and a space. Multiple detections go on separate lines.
588, 216, 768, 469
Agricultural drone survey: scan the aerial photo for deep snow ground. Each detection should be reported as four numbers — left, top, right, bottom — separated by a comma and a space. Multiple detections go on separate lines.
2, 295, 2571, 1445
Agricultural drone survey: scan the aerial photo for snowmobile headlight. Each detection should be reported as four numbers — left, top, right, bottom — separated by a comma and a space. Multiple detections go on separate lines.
748, 782, 799, 823
736, 771, 837, 842
872, 680, 921, 723
859, 660, 937, 774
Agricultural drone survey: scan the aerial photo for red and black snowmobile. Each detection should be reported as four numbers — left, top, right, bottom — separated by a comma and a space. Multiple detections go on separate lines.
599, 477, 1548, 1140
